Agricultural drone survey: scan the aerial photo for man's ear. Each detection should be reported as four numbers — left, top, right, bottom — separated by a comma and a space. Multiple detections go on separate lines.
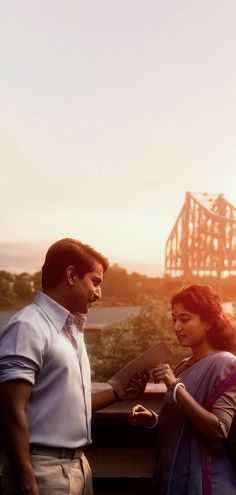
66, 266, 78, 286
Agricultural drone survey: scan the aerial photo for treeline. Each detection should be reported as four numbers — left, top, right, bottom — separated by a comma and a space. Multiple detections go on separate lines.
101, 264, 236, 305
0, 271, 41, 309
87, 296, 236, 381
1, 267, 236, 382
0, 264, 236, 309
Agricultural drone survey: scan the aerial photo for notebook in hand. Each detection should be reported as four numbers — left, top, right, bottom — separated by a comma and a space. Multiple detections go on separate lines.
107, 341, 172, 396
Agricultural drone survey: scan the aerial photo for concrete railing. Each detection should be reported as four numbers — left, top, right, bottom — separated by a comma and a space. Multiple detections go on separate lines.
87, 383, 165, 494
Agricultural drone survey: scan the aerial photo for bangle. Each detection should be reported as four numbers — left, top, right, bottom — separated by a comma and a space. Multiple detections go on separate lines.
173, 382, 186, 403
145, 409, 158, 429
167, 378, 180, 392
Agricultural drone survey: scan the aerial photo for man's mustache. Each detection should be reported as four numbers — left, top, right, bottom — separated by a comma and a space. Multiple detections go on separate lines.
90, 295, 98, 302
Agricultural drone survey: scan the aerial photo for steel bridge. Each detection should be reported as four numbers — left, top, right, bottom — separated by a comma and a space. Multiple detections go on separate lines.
165, 192, 236, 279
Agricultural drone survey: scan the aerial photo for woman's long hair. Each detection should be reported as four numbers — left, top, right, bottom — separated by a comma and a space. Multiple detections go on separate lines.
171, 284, 236, 352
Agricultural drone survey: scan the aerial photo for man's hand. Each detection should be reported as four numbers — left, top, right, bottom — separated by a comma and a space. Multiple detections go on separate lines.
19, 469, 40, 495
119, 371, 149, 400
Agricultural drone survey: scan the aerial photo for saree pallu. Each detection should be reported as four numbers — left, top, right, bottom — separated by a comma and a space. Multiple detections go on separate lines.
153, 351, 236, 495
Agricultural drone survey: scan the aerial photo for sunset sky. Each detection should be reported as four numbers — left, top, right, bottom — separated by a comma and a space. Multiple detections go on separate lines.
1, 1, 236, 276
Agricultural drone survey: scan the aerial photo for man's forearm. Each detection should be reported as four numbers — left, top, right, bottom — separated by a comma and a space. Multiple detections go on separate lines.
91, 387, 116, 412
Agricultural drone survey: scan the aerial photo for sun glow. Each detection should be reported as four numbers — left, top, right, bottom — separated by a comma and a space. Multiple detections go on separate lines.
1, 1, 236, 276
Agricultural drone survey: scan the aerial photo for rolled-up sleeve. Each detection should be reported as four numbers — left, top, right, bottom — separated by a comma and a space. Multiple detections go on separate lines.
0, 321, 44, 385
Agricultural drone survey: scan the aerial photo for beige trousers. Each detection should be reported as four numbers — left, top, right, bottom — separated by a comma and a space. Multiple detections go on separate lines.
2, 453, 93, 495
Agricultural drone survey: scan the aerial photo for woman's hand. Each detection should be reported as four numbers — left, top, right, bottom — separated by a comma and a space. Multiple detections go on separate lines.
128, 404, 157, 427
152, 363, 176, 389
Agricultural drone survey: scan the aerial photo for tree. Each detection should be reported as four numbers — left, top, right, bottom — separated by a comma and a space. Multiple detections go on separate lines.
12, 274, 33, 303
31, 271, 42, 293
87, 296, 189, 381
0, 277, 14, 308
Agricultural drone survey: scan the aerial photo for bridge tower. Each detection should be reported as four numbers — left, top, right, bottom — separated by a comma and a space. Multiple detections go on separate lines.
165, 192, 236, 281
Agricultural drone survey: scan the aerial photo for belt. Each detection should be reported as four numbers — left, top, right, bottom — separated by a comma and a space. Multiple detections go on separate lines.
30, 444, 84, 460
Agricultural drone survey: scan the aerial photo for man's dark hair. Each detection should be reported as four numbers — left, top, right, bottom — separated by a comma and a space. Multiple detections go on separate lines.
42, 238, 109, 290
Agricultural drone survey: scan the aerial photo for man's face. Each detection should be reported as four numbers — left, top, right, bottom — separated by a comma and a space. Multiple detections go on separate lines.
71, 261, 104, 314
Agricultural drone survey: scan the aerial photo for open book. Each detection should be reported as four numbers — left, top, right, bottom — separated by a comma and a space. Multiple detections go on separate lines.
107, 341, 172, 396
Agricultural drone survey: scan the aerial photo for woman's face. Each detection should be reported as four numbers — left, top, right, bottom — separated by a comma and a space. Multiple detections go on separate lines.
172, 302, 210, 349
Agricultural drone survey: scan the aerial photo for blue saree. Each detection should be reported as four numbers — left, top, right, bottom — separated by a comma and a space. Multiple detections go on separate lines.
153, 351, 236, 495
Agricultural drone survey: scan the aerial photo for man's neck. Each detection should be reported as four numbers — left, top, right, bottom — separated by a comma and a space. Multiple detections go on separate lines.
43, 288, 69, 312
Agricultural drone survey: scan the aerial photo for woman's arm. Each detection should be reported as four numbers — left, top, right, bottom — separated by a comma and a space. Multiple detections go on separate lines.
211, 383, 236, 437
175, 386, 225, 440
152, 363, 225, 441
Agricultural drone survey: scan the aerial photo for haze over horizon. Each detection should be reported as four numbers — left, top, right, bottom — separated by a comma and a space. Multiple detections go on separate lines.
0, 240, 164, 277
1, 1, 236, 276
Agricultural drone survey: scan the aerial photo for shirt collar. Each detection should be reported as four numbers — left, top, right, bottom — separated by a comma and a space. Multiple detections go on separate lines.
33, 291, 87, 333
66, 312, 87, 333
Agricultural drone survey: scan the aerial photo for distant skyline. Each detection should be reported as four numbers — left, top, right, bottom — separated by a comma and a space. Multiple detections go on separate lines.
1, 1, 236, 276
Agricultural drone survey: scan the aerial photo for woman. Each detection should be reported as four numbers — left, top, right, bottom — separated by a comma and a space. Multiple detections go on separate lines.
129, 284, 236, 495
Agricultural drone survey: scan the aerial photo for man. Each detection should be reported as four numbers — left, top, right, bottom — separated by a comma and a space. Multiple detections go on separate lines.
0, 238, 146, 495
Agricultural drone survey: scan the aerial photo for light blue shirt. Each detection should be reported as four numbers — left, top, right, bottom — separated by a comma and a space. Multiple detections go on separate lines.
0, 291, 92, 448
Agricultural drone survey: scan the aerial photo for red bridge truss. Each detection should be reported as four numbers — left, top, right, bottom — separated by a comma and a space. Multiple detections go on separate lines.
165, 192, 236, 278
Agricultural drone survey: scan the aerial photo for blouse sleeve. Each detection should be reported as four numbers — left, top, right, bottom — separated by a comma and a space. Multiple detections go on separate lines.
212, 382, 236, 437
